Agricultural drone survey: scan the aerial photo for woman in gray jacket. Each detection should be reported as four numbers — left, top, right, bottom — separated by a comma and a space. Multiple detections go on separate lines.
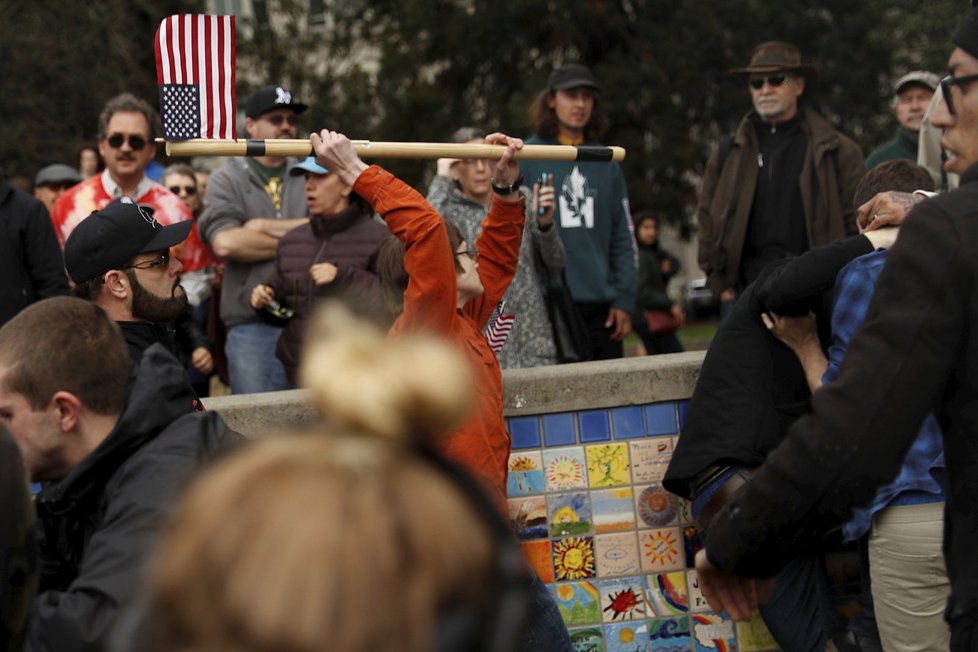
427, 127, 564, 368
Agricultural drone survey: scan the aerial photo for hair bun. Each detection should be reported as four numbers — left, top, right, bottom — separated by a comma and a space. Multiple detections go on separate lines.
298, 303, 473, 445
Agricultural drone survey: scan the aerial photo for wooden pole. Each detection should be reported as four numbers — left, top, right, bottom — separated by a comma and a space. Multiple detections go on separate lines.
160, 138, 626, 162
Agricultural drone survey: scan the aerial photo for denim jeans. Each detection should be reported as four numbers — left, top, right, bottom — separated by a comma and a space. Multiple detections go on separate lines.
521, 571, 574, 652
759, 555, 844, 652
225, 322, 290, 394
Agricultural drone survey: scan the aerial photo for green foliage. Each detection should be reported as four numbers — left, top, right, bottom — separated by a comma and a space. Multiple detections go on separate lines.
0, 0, 202, 179
275, 0, 962, 234
0, 0, 966, 230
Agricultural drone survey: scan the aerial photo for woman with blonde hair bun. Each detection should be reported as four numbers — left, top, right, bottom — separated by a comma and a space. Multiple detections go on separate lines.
146, 304, 530, 652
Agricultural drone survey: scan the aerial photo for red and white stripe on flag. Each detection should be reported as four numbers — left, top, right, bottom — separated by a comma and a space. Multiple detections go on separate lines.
483, 302, 516, 355
155, 14, 236, 141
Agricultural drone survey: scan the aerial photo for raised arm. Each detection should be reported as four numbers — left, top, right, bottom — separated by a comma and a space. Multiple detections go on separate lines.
311, 130, 457, 335
466, 133, 526, 326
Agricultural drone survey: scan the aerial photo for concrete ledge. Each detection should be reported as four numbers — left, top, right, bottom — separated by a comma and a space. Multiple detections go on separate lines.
502, 350, 704, 415
202, 351, 705, 437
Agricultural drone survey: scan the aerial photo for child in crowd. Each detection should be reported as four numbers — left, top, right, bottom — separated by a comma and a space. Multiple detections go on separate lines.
632, 211, 685, 355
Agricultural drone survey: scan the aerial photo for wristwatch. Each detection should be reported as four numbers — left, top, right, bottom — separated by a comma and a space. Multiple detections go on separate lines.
491, 175, 524, 196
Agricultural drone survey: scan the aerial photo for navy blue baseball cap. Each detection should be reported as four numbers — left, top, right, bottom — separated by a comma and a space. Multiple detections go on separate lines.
245, 85, 308, 118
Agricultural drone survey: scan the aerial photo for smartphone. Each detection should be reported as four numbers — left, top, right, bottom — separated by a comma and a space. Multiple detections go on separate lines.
538, 172, 551, 216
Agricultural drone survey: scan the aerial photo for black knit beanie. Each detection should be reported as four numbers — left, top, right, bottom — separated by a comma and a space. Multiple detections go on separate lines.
954, 7, 978, 60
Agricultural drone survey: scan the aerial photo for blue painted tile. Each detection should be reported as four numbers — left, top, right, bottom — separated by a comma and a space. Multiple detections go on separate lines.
611, 406, 645, 439
645, 403, 678, 436
509, 416, 541, 449
579, 410, 611, 442
677, 400, 690, 430
543, 412, 577, 446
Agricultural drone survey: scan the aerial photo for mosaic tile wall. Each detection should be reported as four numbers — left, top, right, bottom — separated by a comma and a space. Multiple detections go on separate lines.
506, 401, 779, 652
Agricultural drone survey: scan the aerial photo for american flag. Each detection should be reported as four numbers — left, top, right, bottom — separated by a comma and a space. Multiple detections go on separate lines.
483, 300, 515, 354
155, 14, 236, 141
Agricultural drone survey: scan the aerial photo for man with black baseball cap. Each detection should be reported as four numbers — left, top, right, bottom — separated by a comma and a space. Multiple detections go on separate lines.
66, 197, 212, 381
197, 84, 310, 394
521, 64, 638, 361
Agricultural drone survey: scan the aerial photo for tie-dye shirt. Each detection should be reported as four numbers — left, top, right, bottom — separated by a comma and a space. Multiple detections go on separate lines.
50, 170, 211, 273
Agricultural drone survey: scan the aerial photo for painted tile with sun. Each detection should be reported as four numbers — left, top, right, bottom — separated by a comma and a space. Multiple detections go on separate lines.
604, 621, 650, 652
552, 536, 597, 581
543, 447, 588, 491
507, 451, 544, 496
552, 580, 601, 626
640, 528, 685, 572
548, 493, 593, 537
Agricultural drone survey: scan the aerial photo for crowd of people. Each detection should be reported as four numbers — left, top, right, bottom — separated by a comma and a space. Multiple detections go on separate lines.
5, 5, 978, 650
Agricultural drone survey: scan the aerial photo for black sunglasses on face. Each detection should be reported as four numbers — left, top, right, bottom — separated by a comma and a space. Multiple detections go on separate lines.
749, 74, 790, 90
263, 114, 297, 126
168, 185, 197, 196
940, 73, 978, 116
106, 134, 148, 151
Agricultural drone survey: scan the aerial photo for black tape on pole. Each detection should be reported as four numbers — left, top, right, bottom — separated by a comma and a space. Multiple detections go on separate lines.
574, 146, 614, 162
245, 140, 266, 157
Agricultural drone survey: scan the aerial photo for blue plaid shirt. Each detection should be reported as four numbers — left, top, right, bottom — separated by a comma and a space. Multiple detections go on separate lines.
825, 249, 946, 541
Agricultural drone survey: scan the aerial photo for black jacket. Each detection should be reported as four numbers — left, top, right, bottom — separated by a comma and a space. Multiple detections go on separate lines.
0, 178, 68, 327
1, 428, 37, 652
26, 345, 242, 652
705, 164, 978, 635
664, 234, 874, 499
117, 314, 208, 369
636, 243, 680, 312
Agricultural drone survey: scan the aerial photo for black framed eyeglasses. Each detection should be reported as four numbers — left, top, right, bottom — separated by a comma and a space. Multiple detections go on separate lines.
939, 73, 978, 116
749, 74, 790, 90
106, 134, 148, 151
168, 185, 197, 196
122, 251, 170, 271
454, 247, 479, 262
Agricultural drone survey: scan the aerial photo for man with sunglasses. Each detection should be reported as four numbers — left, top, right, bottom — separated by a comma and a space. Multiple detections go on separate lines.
49, 93, 212, 307
198, 85, 310, 394
695, 9, 978, 649
63, 198, 210, 402
697, 41, 864, 317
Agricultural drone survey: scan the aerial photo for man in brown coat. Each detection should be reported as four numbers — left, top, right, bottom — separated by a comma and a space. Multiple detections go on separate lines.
696, 42, 864, 315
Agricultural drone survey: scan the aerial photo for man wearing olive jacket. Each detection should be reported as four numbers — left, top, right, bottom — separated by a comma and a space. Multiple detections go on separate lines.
697, 41, 864, 314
